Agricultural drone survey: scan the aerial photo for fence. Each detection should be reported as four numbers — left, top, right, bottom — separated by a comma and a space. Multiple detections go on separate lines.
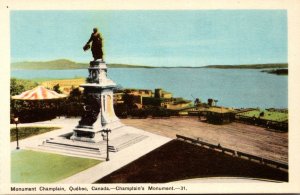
176, 134, 288, 171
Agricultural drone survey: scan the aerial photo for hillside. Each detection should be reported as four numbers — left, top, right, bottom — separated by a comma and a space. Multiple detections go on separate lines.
11, 59, 87, 70
11, 59, 153, 70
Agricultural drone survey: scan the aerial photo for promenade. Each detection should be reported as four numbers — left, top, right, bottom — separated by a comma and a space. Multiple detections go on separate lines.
10, 117, 287, 183
10, 118, 171, 183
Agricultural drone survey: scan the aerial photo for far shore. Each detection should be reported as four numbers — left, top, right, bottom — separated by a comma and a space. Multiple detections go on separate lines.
11, 59, 288, 70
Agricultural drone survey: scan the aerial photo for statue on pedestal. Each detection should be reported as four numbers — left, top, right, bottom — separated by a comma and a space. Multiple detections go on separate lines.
70, 27, 121, 142
83, 27, 104, 61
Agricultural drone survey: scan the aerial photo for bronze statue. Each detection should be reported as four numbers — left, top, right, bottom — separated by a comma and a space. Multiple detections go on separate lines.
83, 28, 104, 61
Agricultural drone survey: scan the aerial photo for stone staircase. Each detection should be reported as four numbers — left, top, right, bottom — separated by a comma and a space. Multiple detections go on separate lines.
34, 133, 148, 160
111, 134, 148, 151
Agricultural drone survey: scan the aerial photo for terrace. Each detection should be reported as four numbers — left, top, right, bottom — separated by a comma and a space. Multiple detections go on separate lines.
235, 109, 288, 131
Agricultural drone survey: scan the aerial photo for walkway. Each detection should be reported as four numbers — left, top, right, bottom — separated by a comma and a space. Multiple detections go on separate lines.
10, 117, 288, 183
10, 117, 171, 183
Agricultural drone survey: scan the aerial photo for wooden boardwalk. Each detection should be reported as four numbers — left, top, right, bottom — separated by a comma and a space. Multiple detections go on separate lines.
121, 117, 288, 164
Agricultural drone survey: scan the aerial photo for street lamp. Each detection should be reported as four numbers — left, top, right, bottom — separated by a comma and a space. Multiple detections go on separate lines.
14, 117, 20, 150
100, 128, 111, 161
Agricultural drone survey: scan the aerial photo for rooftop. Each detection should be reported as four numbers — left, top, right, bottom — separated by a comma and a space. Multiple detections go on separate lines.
205, 106, 234, 114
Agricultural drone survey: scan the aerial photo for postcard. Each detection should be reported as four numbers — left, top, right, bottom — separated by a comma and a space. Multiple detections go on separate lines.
1, 0, 300, 194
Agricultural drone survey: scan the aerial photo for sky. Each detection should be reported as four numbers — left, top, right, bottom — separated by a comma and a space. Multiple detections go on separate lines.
10, 10, 287, 67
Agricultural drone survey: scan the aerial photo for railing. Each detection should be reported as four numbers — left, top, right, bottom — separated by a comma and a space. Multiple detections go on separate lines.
176, 134, 288, 171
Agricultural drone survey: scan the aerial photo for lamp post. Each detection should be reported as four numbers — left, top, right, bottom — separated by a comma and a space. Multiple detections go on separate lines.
100, 128, 111, 161
14, 117, 20, 150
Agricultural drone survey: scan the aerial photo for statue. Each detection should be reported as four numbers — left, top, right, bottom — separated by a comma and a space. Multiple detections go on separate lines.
83, 27, 104, 61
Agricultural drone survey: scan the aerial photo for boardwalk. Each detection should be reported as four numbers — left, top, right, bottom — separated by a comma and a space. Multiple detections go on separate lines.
121, 117, 288, 164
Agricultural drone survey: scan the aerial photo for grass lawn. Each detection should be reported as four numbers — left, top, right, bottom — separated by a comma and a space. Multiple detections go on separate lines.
11, 150, 101, 183
10, 126, 61, 142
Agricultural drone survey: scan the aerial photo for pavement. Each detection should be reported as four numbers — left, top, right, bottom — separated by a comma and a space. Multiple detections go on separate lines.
10, 117, 171, 184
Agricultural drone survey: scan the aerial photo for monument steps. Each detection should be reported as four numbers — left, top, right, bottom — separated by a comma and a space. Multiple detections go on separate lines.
43, 137, 117, 153
46, 138, 102, 150
30, 144, 103, 160
41, 142, 113, 156
27, 133, 150, 160
114, 134, 148, 151
31, 136, 101, 159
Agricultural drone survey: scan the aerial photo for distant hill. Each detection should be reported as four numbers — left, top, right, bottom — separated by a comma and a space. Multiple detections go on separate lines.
11, 59, 288, 70
203, 63, 288, 69
11, 59, 87, 70
11, 59, 154, 70
108, 63, 153, 68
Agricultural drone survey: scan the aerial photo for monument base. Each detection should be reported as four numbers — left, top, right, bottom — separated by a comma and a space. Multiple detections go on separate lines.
70, 125, 103, 143
71, 60, 123, 143
39, 125, 150, 160
70, 117, 124, 143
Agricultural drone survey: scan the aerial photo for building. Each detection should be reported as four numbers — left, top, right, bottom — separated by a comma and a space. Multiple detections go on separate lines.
124, 89, 153, 97
114, 88, 191, 111
113, 92, 125, 104
205, 107, 235, 124
162, 99, 192, 110
155, 88, 173, 99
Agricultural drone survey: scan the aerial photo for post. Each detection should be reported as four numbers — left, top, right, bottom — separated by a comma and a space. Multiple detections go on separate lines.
106, 131, 109, 161
14, 117, 20, 150
101, 128, 111, 161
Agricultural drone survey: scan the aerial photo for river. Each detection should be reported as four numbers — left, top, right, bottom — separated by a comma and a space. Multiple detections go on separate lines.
11, 68, 288, 109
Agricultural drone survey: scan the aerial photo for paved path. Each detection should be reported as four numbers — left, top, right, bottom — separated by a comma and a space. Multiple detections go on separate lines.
10, 117, 171, 183
60, 126, 170, 183
10, 117, 288, 183
10, 118, 79, 151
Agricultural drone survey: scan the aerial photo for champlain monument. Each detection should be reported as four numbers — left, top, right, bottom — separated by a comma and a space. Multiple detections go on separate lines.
70, 27, 122, 142
41, 28, 150, 158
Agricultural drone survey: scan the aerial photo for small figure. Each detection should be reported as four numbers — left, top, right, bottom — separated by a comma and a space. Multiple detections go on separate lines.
83, 27, 104, 61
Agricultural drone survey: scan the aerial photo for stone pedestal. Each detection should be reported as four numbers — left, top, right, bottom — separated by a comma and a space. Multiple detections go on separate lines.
70, 60, 123, 142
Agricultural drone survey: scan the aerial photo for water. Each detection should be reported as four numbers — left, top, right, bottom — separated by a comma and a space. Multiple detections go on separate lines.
11, 68, 288, 109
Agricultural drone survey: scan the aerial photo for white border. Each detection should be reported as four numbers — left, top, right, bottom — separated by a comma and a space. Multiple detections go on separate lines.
1, 0, 300, 194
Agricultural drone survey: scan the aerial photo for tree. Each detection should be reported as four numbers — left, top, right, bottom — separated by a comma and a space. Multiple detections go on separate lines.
10, 78, 38, 96
69, 87, 82, 99
10, 78, 25, 96
53, 84, 62, 94
63, 87, 84, 117
10, 78, 39, 122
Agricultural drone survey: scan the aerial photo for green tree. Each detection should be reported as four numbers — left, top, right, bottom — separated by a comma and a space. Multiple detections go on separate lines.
53, 84, 62, 94
10, 78, 38, 96
10, 78, 38, 122
10, 78, 25, 96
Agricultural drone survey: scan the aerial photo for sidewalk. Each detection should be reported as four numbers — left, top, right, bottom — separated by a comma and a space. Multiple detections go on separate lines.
10, 117, 171, 183
10, 117, 79, 151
